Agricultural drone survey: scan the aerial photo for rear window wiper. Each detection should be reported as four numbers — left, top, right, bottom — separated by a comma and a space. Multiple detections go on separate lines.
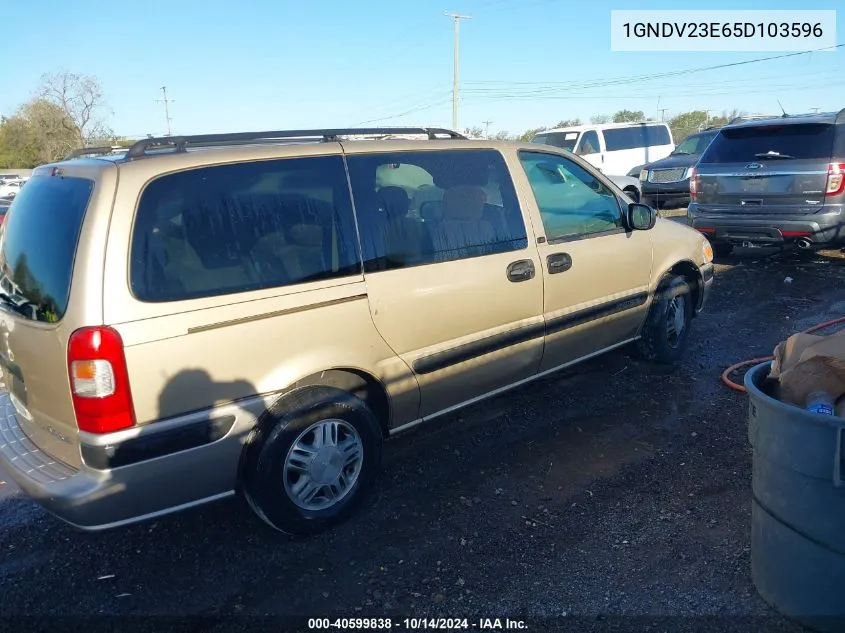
753, 152, 795, 160
672, 151, 692, 155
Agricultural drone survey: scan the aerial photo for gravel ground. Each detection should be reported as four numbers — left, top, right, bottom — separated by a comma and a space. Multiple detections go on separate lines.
2, 242, 844, 633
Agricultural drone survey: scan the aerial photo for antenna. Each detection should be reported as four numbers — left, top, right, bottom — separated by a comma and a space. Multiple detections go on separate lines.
777, 98, 788, 118
156, 86, 175, 136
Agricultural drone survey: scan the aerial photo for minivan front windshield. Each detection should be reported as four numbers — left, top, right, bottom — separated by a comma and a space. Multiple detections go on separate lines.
0, 174, 93, 323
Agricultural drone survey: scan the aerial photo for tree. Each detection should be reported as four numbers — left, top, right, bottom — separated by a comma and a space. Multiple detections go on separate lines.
519, 126, 546, 142
0, 99, 79, 167
667, 110, 709, 144
462, 126, 485, 139
613, 110, 645, 123
591, 114, 611, 124
554, 118, 581, 128
493, 130, 514, 141
37, 71, 113, 147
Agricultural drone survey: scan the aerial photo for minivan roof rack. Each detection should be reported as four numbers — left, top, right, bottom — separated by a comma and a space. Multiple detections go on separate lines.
65, 146, 128, 160
124, 127, 467, 160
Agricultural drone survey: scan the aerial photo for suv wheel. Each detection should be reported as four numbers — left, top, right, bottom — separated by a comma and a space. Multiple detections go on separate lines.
242, 386, 383, 535
637, 274, 693, 364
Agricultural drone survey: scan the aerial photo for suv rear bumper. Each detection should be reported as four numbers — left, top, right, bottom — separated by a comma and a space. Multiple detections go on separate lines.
0, 393, 255, 531
687, 206, 845, 247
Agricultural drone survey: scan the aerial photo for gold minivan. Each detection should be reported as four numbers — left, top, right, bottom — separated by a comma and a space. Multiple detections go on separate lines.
0, 128, 714, 534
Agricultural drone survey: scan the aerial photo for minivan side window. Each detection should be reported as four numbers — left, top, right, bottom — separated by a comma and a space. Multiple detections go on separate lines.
130, 156, 361, 302
518, 151, 623, 243
576, 131, 600, 155
346, 149, 528, 272
602, 125, 671, 152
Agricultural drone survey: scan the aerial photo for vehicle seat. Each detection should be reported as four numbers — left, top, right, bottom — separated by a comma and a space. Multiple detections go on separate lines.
377, 186, 427, 265
429, 185, 496, 259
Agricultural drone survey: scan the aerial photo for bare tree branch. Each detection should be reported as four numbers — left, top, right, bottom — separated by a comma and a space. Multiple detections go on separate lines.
38, 71, 113, 147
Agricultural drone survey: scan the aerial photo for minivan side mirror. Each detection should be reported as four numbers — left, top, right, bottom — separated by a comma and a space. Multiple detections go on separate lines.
627, 202, 657, 231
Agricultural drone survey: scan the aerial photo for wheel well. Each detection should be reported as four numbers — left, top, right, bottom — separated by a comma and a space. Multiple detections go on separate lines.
238, 368, 392, 484
668, 260, 701, 311
268, 368, 391, 437
623, 186, 640, 202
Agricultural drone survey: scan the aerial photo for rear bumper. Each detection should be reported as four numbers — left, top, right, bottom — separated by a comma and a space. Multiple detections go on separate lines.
0, 393, 258, 531
687, 206, 845, 246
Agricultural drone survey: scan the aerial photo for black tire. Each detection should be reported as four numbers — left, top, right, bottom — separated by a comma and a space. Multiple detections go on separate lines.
241, 386, 383, 535
637, 274, 693, 364
713, 242, 733, 258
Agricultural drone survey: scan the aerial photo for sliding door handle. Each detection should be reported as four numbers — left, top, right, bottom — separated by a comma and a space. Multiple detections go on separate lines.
547, 252, 572, 274
506, 259, 535, 282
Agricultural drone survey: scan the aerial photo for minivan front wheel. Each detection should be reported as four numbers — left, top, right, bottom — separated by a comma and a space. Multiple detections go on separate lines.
637, 274, 693, 364
242, 386, 382, 535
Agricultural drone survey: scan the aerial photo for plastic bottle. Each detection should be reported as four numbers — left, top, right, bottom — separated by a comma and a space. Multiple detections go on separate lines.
806, 390, 835, 416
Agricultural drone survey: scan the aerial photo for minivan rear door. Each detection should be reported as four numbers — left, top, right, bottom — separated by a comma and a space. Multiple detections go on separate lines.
695, 123, 835, 214
0, 169, 101, 469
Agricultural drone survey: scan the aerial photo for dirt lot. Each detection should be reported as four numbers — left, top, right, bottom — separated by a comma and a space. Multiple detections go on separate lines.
2, 241, 844, 632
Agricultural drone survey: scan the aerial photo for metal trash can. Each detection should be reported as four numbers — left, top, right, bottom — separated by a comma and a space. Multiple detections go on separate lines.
746, 361, 845, 632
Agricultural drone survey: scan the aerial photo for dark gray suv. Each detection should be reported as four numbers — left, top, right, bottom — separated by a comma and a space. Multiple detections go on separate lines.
688, 110, 845, 256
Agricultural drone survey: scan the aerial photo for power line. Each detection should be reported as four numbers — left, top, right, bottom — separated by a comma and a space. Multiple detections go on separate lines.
445, 12, 472, 130
464, 43, 844, 91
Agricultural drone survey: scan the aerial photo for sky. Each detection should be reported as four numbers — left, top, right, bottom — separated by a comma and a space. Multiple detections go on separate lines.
2, 0, 843, 139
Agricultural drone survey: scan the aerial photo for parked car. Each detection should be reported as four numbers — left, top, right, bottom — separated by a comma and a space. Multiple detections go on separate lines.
0, 199, 9, 225
638, 129, 720, 209
0, 127, 714, 535
0, 180, 23, 199
607, 174, 642, 203
689, 110, 845, 256
530, 121, 675, 177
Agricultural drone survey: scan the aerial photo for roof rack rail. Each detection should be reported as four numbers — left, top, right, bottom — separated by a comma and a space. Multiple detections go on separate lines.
65, 145, 128, 160
125, 127, 467, 159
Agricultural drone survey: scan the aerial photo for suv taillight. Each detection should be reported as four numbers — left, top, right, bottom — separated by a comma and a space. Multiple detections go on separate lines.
67, 326, 136, 434
689, 167, 699, 202
826, 162, 844, 197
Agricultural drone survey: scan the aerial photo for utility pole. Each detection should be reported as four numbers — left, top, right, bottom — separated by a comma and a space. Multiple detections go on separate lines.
658, 108, 668, 122
810, 107, 820, 113
445, 12, 471, 131
156, 86, 174, 137
482, 120, 493, 139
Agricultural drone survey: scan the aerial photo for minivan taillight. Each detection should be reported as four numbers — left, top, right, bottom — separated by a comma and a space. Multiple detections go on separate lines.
826, 162, 845, 197
67, 326, 136, 434
689, 167, 699, 202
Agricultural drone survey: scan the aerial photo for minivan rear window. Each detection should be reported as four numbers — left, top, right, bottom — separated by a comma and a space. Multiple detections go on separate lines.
700, 124, 835, 163
602, 125, 671, 151
0, 175, 93, 323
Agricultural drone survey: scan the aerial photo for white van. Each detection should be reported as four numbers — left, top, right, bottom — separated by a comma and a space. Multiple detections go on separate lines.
530, 122, 675, 176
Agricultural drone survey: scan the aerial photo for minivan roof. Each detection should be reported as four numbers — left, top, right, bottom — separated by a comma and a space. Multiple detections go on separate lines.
540, 121, 670, 134
724, 109, 845, 130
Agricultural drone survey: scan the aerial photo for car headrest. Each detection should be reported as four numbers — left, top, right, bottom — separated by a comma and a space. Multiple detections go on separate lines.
442, 186, 487, 221
288, 224, 323, 248
376, 186, 410, 219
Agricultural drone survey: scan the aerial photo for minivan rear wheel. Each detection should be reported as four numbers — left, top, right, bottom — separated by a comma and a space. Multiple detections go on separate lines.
242, 386, 382, 535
